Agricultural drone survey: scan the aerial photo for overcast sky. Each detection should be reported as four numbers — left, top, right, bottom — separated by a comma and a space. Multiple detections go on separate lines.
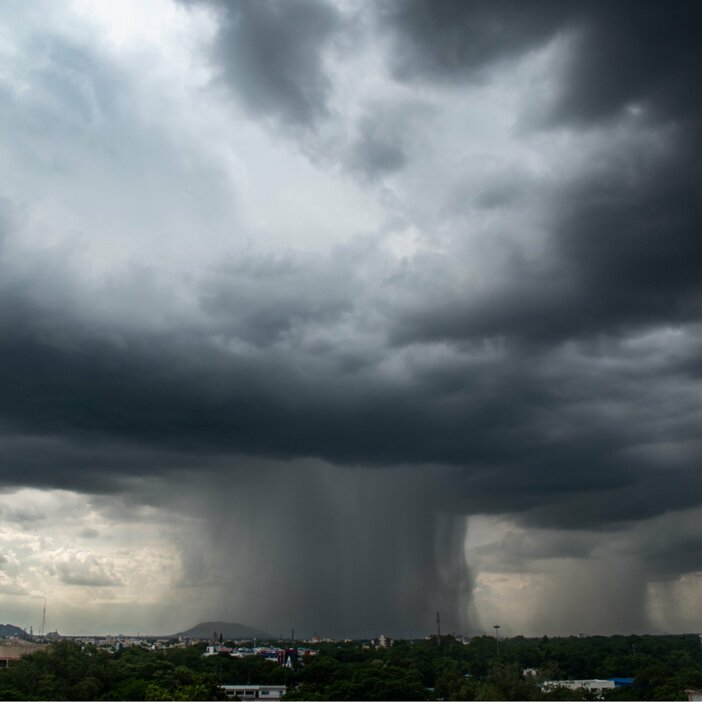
0, 0, 701, 638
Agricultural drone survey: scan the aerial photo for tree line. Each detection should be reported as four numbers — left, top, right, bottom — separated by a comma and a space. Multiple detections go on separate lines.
0, 633, 701, 700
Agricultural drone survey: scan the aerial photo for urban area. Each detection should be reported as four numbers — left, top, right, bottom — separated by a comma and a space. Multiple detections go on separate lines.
0, 620, 701, 700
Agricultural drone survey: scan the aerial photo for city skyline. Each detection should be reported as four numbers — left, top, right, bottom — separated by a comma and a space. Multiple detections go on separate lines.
0, 0, 701, 638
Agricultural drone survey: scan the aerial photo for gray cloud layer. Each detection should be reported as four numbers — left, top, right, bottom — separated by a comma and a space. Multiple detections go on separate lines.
196, 0, 342, 126
1, 0, 701, 636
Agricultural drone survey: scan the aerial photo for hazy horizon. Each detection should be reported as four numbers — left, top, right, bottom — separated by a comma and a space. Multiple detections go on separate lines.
0, 0, 701, 639
10, 617, 700, 642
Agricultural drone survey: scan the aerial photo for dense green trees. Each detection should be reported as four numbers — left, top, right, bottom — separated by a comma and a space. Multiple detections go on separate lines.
0, 634, 700, 700
284, 658, 426, 701
281, 634, 702, 700
0, 642, 224, 701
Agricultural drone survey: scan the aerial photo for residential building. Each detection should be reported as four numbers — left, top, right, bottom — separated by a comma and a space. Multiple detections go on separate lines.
220, 684, 286, 700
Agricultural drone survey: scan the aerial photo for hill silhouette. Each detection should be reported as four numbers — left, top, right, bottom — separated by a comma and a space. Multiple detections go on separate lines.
0, 624, 29, 639
172, 620, 272, 640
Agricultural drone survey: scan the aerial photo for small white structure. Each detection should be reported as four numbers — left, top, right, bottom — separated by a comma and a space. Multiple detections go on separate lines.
377, 634, 391, 648
542, 679, 615, 698
221, 684, 286, 700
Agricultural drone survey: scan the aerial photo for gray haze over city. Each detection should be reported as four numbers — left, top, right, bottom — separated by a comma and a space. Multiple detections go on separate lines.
0, 0, 701, 639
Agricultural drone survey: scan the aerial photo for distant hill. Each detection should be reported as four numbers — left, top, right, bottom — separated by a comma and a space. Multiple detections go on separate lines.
0, 624, 29, 639
172, 621, 272, 641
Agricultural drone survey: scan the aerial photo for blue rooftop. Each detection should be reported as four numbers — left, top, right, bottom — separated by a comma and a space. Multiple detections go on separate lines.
609, 677, 635, 686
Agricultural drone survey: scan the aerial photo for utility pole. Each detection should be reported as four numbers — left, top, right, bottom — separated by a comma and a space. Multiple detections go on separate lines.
436, 611, 441, 644
494, 625, 500, 654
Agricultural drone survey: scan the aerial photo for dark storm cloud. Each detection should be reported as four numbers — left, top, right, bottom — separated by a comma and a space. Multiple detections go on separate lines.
392, 138, 702, 345
394, 136, 702, 347
0, 300, 532, 470
0, 0, 700, 539
192, 0, 342, 126
547, 2, 702, 127
2, 264, 702, 537
383, 0, 570, 82
635, 532, 702, 581
3, 0, 702, 635
383, 1, 702, 355
0, 431, 219, 494
386, 1, 702, 125
385, 1, 702, 348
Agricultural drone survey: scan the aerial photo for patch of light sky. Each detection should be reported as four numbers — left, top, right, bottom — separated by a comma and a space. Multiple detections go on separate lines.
1, 0, 384, 289
0, 487, 187, 635
466, 511, 702, 636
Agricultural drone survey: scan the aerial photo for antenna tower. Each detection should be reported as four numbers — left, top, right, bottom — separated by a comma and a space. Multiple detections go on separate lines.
40, 599, 46, 637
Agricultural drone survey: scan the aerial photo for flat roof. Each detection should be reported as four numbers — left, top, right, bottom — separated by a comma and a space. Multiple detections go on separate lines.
221, 685, 286, 690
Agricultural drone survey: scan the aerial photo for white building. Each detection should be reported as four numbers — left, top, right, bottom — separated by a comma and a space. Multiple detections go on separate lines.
221, 684, 286, 700
541, 679, 615, 698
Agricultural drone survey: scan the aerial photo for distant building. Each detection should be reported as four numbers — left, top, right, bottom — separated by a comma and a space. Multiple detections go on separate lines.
0, 639, 47, 667
220, 684, 286, 700
298, 647, 318, 660
256, 648, 279, 663
687, 690, 702, 702
376, 634, 391, 648
541, 679, 615, 698
204, 644, 236, 656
